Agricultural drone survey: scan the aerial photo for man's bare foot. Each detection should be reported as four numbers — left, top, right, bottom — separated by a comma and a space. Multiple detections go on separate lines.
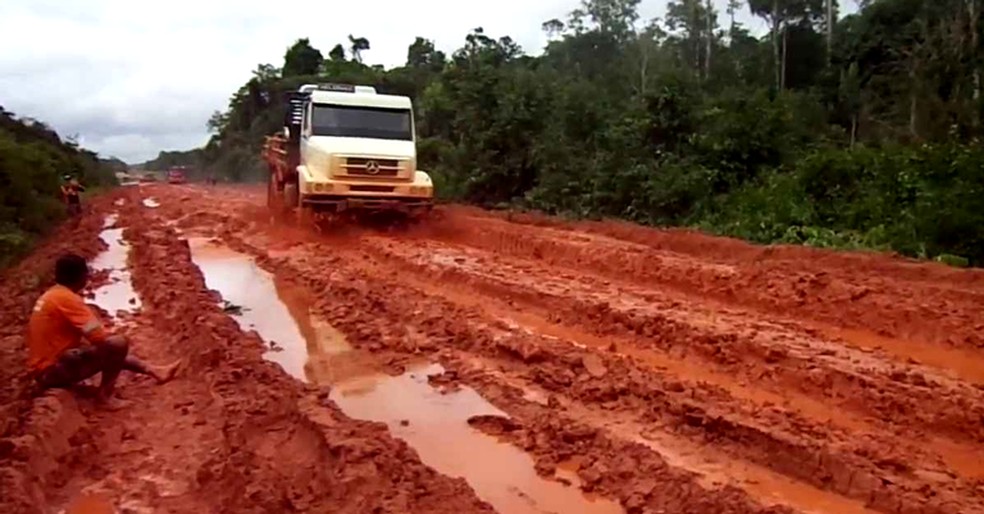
69, 384, 100, 398
154, 359, 183, 385
95, 395, 130, 411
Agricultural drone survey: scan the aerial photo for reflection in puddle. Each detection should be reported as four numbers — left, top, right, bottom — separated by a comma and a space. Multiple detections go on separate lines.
333, 364, 622, 514
90, 216, 140, 318
142, 198, 160, 208
187, 238, 623, 514
187, 239, 309, 380
66, 492, 115, 514
188, 238, 365, 383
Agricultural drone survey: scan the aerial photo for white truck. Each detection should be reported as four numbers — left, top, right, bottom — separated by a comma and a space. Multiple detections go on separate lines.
263, 83, 434, 220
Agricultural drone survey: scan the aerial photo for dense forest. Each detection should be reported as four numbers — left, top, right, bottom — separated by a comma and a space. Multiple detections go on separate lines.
0, 107, 117, 266
201, 0, 982, 264
136, 149, 205, 172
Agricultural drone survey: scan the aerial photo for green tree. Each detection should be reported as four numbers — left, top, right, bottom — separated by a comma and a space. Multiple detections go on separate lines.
0, 107, 117, 266
407, 37, 446, 72
665, 0, 719, 81
570, 0, 642, 40
282, 38, 324, 77
329, 44, 346, 61
348, 35, 370, 63
196, 0, 984, 265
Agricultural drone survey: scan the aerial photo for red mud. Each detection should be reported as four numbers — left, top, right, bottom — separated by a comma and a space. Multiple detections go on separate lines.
427, 206, 984, 352
2, 184, 983, 514
0, 192, 492, 514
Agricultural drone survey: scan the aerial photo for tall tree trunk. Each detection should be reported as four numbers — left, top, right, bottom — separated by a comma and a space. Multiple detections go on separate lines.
781, 22, 789, 90
909, 92, 918, 137
728, 0, 740, 79
826, 0, 834, 62
693, 0, 702, 81
970, 0, 980, 102
850, 115, 858, 147
771, 4, 781, 91
705, 0, 713, 81
695, 36, 702, 80
729, 0, 737, 37
909, 64, 919, 138
975, 66, 982, 103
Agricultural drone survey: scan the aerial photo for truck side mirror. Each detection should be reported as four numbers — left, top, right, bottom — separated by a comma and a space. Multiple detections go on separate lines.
302, 105, 312, 138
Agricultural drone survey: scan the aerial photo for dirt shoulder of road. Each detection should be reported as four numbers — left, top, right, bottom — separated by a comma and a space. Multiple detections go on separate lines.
0, 192, 493, 514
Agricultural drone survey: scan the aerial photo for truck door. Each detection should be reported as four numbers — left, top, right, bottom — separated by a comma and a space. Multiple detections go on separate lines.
299, 99, 313, 162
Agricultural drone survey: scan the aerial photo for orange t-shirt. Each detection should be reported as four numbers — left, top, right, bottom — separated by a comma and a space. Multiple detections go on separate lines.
27, 284, 108, 371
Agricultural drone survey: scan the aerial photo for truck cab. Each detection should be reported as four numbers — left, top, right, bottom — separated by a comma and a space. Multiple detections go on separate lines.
167, 166, 187, 184
266, 83, 433, 215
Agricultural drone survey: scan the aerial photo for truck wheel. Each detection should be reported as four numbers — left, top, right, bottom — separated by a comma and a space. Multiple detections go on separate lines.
407, 204, 433, 224
267, 176, 278, 208
267, 176, 290, 222
283, 183, 299, 209
296, 205, 316, 227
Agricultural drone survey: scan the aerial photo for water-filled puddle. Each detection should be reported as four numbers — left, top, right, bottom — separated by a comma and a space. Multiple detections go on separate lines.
142, 198, 160, 208
187, 238, 623, 514
187, 239, 311, 380
332, 363, 622, 514
90, 216, 140, 318
65, 492, 115, 514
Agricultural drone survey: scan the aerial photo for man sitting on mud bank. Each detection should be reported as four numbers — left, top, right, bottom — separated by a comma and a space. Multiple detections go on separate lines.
27, 254, 179, 408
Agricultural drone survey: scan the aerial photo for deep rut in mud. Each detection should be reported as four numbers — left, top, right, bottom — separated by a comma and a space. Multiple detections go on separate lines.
2, 184, 983, 514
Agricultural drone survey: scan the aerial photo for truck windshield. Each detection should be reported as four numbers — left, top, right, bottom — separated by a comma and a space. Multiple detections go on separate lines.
311, 104, 413, 140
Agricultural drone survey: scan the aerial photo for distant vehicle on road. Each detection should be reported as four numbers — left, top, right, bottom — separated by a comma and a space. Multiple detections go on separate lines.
116, 170, 140, 186
140, 173, 158, 183
167, 166, 188, 184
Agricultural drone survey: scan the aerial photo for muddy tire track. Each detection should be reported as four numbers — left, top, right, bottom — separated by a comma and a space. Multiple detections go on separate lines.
132, 185, 984, 514
416, 209, 984, 351
220, 231, 982, 514
357, 238, 984, 447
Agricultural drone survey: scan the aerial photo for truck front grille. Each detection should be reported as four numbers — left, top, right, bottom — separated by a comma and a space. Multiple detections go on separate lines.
350, 185, 396, 193
343, 158, 400, 177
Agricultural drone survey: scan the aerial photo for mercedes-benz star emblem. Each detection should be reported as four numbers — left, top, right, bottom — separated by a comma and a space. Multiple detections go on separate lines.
365, 160, 381, 175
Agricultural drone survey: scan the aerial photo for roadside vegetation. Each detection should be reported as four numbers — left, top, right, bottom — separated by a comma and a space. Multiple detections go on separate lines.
0, 107, 117, 267
149, 0, 984, 265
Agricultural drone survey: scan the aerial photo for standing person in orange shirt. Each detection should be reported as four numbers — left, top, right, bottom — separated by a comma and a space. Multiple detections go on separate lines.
60, 176, 85, 217
28, 254, 179, 408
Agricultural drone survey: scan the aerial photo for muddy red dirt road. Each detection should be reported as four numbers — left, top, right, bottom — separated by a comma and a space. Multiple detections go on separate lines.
2, 184, 983, 514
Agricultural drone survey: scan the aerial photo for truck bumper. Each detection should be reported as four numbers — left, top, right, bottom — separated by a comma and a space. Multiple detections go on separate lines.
298, 170, 434, 213
301, 194, 433, 213
302, 180, 432, 197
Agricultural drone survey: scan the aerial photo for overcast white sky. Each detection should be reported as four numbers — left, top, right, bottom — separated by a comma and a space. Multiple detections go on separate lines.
0, 0, 767, 164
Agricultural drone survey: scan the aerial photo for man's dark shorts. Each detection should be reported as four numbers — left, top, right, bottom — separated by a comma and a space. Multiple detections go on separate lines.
35, 345, 110, 389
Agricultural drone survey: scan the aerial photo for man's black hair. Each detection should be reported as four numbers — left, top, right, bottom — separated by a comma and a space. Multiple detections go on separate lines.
54, 253, 88, 286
